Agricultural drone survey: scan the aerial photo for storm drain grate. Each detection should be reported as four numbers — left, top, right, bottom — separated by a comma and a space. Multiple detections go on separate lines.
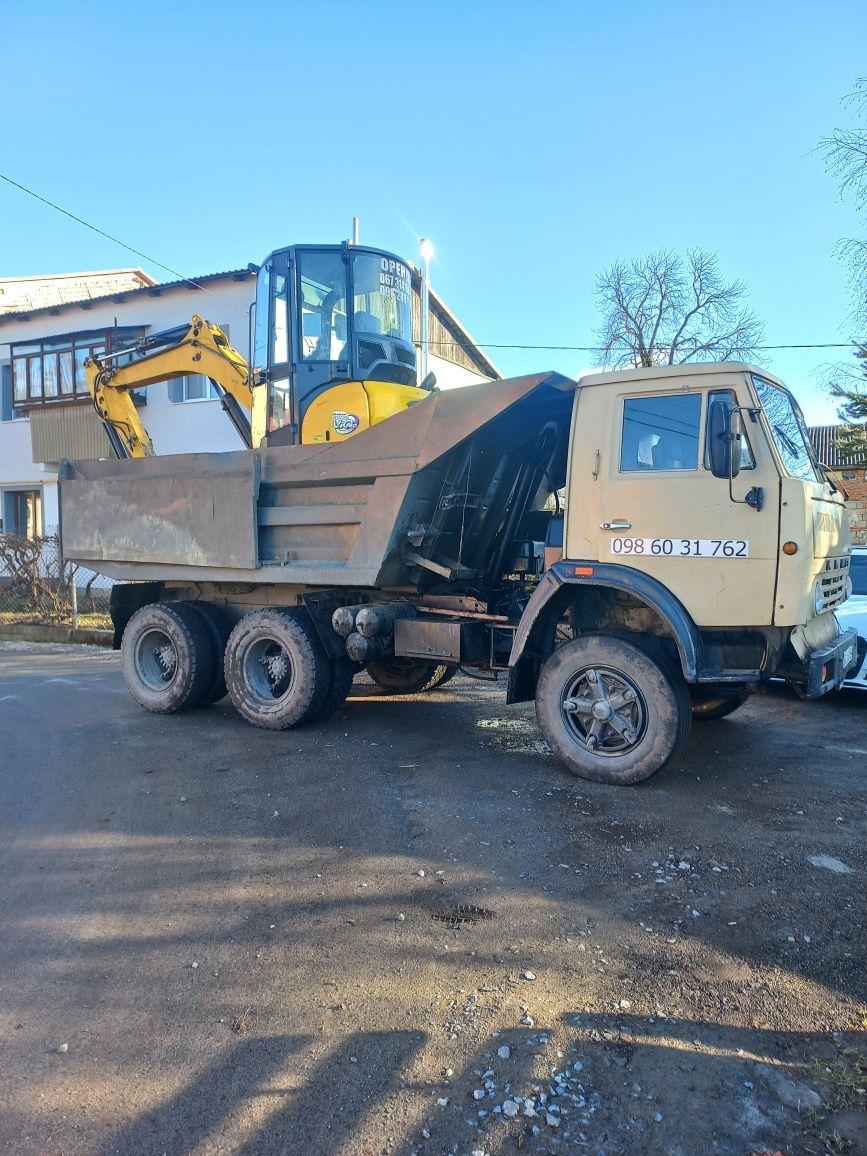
427, 902, 496, 928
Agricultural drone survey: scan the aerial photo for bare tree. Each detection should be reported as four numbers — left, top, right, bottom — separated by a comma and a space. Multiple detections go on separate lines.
594, 248, 764, 369
818, 76, 867, 331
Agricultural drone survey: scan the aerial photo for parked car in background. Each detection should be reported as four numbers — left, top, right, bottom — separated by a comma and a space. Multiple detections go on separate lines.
838, 546, 867, 689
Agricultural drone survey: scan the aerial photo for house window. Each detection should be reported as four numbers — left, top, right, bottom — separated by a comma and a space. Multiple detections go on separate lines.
2, 489, 42, 538
170, 375, 220, 403
1, 363, 27, 421
10, 328, 146, 407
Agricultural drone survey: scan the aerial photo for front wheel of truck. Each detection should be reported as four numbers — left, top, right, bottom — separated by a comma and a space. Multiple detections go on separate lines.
224, 609, 331, 729
535, 634, 691, 785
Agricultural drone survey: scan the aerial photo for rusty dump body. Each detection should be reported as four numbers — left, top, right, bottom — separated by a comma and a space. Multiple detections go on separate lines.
59, 372, 576, 593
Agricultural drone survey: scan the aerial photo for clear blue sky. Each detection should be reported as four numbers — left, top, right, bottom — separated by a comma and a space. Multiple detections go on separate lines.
1, 0, 863, 422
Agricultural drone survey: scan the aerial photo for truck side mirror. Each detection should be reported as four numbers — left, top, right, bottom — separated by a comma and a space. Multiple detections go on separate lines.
708, 396, 741, 480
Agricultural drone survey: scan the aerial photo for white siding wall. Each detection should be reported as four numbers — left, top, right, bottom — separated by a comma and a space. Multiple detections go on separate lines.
428, 355, 491, 390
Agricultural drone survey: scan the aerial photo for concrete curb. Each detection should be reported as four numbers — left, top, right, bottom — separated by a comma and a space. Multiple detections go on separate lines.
0, 623, 113, 648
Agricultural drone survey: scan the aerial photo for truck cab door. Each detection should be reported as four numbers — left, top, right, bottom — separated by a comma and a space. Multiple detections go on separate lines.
567, 380, 780, 629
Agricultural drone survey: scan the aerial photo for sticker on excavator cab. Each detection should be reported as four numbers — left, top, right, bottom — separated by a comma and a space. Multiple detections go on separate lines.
610, 538, 750, 558
332, 411, 360, 435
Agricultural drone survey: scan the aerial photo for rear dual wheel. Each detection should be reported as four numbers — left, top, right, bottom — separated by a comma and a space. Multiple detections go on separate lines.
223, 609, 353, 729
123, 604, 351, 729
121, 602, 215, 713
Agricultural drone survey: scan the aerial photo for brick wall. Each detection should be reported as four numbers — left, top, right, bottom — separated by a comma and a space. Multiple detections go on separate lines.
839, 468, 867, 544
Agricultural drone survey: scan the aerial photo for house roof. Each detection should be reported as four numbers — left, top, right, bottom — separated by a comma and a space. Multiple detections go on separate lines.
0, 268, 158, 314
807, 424, 867, 468
0, 268, 253, 325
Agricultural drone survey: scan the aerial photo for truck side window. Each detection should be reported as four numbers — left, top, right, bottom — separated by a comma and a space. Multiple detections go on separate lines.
620, 393, 702, 472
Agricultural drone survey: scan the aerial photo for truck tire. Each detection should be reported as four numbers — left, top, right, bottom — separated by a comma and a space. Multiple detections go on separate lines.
690, 690, 749, 720
427, 664, 457, 689
121, 602, 214, 714
184, 601, 232, 705
367, 657, 447, 694
224, 609, 331, 729
308, 656, 357, 721
535, 634, 691, 785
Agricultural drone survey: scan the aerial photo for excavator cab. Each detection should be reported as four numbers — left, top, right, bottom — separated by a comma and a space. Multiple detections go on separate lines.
85, 242, 430, 459
253, 244, 429, 447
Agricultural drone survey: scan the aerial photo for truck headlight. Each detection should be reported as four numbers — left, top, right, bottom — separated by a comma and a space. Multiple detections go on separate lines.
814, 583, 824, 615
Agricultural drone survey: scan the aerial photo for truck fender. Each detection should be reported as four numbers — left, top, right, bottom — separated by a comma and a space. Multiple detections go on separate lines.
109, 580, 165, 649
506, 561, 701, 703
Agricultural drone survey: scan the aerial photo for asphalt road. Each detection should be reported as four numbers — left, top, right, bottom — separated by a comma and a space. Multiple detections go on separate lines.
0, 642, 864, 1156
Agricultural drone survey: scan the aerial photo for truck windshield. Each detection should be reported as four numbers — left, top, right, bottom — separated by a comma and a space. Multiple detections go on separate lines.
351, 252, 413, 347
752, 375, 820, 483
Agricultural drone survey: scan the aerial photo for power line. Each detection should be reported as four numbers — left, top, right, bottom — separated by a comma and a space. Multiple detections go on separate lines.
427, 340, 862, 352
1, 171, 864, 353
0, 171, 248, 316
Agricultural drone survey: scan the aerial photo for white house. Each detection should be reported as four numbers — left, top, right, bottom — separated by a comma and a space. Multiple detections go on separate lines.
0, 261, 499, 536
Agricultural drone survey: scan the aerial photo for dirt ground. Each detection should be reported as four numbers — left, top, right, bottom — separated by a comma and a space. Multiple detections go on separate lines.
0, 642, 864, 1156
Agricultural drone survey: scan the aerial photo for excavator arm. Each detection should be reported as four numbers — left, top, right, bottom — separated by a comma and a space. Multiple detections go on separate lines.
85, 316, 256, 459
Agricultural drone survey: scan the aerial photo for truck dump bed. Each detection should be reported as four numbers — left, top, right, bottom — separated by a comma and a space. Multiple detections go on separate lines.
59, 372, 576, 589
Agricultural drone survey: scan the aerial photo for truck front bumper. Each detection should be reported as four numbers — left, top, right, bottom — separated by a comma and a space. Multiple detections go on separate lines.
805, 627, 859, 698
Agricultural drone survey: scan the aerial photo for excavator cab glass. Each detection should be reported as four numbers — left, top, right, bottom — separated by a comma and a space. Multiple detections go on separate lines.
254, 244, 418, 443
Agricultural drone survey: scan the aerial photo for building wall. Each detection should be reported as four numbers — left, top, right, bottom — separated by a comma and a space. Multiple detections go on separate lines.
835, 468, 867, 545
807, 425, 867, 547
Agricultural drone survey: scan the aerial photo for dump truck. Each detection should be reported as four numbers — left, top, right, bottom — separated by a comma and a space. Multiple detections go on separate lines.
60, 333, 857, 783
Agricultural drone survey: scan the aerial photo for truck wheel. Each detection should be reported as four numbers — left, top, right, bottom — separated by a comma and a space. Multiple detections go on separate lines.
224, 609, 330, 729
121, 602, 214, 714
427, 664, 457, 689
690, 690, 749, 720
184, 602, 232, 705
309, 656, 357, 721
367, 657, 444, 694
535, 634, 691, 785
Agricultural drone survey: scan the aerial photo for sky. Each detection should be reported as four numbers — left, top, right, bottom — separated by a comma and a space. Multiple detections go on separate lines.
0, 0, 863, 424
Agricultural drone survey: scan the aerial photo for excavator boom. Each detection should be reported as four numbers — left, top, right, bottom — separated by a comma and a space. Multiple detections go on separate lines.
85, 315, 256, 459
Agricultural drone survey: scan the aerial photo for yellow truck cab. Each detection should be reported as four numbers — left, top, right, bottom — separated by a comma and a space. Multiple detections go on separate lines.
508, 362, 855, 780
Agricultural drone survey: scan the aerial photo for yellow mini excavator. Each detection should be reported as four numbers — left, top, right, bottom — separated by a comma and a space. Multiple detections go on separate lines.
86, 242, 433, 459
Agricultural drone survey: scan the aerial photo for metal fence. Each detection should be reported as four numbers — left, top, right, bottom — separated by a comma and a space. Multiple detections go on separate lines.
0, 534, 112, 629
